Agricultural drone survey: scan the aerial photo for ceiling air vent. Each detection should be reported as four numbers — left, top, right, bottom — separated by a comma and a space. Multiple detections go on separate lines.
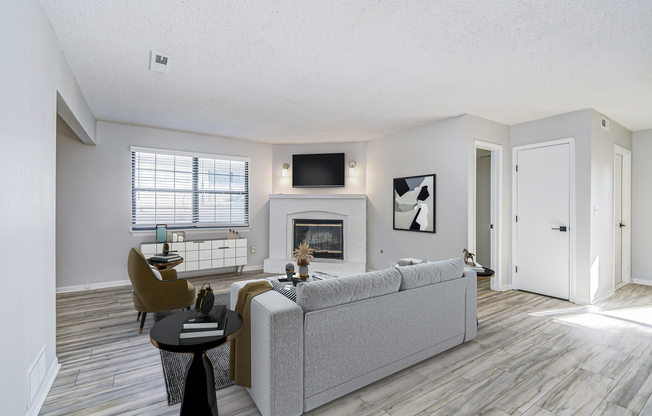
150, 51, 171, 74
601, 116, 610, 131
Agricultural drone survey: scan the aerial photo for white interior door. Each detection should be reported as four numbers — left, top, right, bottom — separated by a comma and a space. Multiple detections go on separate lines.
615, 154, 623, 285
515, 143, 571, 299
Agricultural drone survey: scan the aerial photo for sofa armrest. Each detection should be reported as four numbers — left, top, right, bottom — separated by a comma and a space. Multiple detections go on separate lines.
463, 269, 477, 341
230, 279, 262, 309
230, 281, 304, 416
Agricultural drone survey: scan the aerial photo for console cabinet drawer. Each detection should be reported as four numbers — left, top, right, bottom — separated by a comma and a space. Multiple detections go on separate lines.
185, 251, 199, 262
141, 237, 247, 274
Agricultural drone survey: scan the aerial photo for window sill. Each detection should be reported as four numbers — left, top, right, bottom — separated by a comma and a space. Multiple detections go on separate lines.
130, 227, 251, 237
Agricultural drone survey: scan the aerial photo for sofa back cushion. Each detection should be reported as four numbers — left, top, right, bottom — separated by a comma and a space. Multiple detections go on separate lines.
296, 268, 402, 312
397, 258, 465, 291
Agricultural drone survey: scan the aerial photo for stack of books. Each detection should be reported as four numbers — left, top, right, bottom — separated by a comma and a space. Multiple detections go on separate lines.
179, 305, 228, 339
149, 253, 182, 263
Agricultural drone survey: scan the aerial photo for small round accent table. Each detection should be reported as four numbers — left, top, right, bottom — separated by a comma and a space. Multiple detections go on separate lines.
476, 267, 495, 282
150, 310, 243, 416
148, 258, 184, 270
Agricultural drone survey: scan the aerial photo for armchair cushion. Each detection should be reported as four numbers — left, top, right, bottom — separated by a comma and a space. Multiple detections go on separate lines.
160, 268, 178, 281
151, 267, 163, 281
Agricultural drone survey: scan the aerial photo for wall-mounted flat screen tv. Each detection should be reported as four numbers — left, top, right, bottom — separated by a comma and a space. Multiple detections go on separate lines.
292, 153, 345, 188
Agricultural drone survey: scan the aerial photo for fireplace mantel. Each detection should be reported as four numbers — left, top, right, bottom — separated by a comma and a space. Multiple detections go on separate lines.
264, 194, 367, 275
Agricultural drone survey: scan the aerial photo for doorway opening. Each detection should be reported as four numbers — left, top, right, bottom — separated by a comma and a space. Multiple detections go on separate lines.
471, 140, 503, 291
614, 145, 632, 291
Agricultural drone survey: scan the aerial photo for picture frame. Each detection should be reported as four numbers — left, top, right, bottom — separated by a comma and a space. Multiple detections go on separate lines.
393, 174, 436, 233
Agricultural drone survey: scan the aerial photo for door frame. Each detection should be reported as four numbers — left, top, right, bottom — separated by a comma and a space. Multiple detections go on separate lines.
511, 138, 576, 302
613, 144, 632, 286
470, 140, 503, 292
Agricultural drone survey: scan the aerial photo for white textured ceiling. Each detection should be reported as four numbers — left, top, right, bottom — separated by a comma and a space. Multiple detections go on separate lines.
40, 0, 652, 143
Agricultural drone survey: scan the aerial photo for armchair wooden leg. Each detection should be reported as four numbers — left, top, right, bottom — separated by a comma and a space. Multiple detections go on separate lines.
139, 312, 147, 334
137, 311, 142, 322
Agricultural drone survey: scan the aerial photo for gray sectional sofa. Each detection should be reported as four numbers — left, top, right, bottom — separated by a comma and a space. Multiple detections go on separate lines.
230, 259, 477, 416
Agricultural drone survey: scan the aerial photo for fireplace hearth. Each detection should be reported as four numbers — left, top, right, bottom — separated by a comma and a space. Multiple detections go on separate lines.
293, 219, 344, 260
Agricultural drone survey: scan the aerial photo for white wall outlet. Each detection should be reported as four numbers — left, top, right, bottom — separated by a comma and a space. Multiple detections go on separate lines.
150, 51, 171, 74
250, 246, 256, 254
594, 205, 599, 215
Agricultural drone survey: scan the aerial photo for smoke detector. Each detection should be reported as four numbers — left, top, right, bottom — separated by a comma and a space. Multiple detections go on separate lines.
150, 51, 171, 74
600, 116, 610, 131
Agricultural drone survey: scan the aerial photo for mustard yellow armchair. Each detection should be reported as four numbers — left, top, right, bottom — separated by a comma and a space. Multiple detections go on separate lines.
127, 248, 197, 333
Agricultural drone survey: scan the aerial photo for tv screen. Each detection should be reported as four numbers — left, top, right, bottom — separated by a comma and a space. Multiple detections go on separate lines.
292, 153, 345, 188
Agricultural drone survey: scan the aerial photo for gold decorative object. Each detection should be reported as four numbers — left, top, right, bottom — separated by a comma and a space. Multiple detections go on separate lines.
293, 243, 315, 281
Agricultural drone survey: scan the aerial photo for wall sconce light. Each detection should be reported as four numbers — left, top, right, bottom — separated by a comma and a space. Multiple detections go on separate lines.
282, 163, 290, 177
348, 161, 356, 177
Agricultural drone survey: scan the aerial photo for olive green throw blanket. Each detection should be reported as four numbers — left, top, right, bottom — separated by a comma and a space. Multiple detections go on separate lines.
229, 280, 272, 388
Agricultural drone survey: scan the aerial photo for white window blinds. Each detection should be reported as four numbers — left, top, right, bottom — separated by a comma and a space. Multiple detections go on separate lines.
131, 148, 249, 230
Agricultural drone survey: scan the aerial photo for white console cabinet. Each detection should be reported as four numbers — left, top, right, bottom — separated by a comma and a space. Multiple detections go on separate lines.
141, 239, 247, 274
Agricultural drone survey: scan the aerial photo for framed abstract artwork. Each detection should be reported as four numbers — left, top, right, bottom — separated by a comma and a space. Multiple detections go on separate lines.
393, 174, 436, 233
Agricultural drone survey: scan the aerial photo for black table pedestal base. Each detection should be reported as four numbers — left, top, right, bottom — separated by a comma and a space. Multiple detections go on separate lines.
180, 352, 219, 416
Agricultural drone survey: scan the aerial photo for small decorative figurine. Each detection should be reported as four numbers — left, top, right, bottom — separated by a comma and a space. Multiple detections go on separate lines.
463, 248, 476, 267
285, 263, 295, 280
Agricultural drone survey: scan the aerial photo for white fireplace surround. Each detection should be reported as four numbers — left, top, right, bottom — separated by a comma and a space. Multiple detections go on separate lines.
264, 194, 367, 276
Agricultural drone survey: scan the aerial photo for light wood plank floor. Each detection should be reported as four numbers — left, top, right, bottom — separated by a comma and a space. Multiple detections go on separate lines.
41, 275, 652, 416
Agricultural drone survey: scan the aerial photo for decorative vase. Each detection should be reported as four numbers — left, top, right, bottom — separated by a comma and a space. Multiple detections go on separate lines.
298, 265, 309, 281
285, 263, 295, 280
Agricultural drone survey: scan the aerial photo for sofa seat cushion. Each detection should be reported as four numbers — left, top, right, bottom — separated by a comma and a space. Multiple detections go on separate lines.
397, 258, 465, 290
296, 268, 401, 312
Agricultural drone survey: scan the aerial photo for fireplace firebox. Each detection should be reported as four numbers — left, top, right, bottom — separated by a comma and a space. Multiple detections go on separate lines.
293, 219, 344, 260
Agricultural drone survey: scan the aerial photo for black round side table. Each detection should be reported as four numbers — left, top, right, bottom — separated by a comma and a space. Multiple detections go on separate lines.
150, 309, 243, 416
476, 267, 495, 281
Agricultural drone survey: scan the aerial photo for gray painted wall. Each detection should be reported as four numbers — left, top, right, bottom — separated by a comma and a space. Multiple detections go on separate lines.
56, 121, 273, 289
467, 115, 511, 289
272, 142, 367, 195
366, 116, 469, 271
590, 110, 632, 301
509, 109, 593, 303
0, 0, 95, 413
632, 129, 652, 285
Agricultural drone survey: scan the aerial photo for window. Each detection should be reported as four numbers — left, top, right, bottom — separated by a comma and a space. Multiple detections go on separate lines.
131, 147, 249, 230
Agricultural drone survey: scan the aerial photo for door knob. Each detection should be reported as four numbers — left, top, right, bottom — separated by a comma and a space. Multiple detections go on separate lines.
619, 223, 626, 228
551, 226, 568, 232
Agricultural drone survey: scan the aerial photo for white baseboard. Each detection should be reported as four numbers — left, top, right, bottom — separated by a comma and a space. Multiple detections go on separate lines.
574, 296, 592, 305
633, 278, 652, 287
242, 264, 263, 272
500, 284, 514, 291
26, 358, 60, 416
56, 266, 265, 293
56, 279, 131, 293
593, 289, 615, 304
